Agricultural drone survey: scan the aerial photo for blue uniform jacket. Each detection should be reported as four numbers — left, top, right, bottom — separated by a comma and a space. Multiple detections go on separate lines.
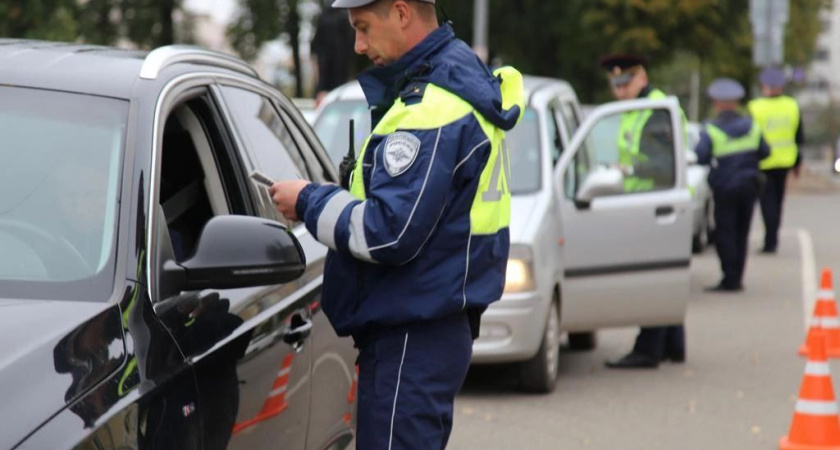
695, 110, 771, 194
295, 25, 521, 338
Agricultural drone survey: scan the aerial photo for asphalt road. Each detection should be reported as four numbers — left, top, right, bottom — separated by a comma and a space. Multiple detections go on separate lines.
449, 172, 840, 450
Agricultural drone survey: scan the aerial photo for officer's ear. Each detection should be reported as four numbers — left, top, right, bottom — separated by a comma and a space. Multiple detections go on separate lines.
393, 0, 412, 27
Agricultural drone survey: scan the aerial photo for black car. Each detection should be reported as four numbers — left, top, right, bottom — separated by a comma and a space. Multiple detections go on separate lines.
0, 40, 356, 450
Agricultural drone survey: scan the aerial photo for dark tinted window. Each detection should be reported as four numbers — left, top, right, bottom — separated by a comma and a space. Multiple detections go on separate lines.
506, 108, 541, 195
0, 87, 127, 300
220, 87, 306, 182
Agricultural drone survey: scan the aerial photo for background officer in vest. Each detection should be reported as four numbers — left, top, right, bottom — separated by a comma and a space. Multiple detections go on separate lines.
602, 54, 677, 193
695, 79, 770, 292
269, 0, 524, 447
600, 54, 685, 369
748, 67, 804, 254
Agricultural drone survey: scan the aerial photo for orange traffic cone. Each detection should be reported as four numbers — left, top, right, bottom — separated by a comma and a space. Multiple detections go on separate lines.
233, 353, 294, 434
801, 269, 840, 358
781, 328, 840, 449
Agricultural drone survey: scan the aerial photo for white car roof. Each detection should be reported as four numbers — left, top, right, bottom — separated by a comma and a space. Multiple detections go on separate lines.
317, 74, 578, 112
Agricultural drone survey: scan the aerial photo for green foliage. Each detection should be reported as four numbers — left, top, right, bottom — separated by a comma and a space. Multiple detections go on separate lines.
0, 0, 79, 42
443, 0, 823, 104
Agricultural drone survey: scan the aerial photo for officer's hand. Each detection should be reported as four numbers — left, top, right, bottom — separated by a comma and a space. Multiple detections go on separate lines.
269, 180, 311, 222
792, 166, 801, 179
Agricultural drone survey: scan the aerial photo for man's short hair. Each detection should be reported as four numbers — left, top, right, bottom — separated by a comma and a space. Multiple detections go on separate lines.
366, 0, 437, 22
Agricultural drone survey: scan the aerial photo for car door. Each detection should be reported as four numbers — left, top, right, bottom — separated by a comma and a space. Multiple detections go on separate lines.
148, 81, 313, 450
554, 97, 691, 331
215, 83, 356, 450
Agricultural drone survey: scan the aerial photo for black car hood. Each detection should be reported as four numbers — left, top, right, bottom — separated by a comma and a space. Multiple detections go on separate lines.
0, 298, 124, 449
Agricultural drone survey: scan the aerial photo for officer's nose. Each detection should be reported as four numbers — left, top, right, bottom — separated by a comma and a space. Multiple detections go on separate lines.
354, 31, 368, 55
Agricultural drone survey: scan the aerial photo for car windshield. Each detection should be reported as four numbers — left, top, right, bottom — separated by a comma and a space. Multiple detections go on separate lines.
0, 86, 127, 301
313, 100, 371, 167
506, 108, 541, 195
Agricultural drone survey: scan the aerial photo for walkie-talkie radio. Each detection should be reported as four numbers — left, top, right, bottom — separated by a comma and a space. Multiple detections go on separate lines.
339, 119, 356, 190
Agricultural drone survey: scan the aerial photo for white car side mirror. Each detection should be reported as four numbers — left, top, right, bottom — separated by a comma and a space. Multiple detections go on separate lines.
576, 167, 624, 203
685, 150, 698, 166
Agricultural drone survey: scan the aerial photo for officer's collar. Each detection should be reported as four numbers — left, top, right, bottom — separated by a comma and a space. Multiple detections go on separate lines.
638, 85, 653, 99
717, 110, 742, 120
357, 24, 455, 125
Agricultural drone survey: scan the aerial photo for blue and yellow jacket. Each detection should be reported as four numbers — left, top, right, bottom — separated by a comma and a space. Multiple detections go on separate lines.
295, 24, 524, 337
695, 110, 770, 194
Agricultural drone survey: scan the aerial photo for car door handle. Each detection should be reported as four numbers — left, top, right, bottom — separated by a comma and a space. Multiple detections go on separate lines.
655, 206, 674, 217
283, 318, 313, 345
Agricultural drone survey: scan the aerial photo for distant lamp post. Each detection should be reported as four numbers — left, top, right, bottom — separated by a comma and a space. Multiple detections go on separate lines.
472, 0, 488, 63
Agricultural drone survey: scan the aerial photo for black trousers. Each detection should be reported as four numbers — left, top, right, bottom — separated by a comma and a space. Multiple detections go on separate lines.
714, 189, 757, 288
633, 326, 684, 360
759, 168, 789, 251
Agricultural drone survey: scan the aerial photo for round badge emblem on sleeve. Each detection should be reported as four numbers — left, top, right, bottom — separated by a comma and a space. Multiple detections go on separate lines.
383, 132, 420, 177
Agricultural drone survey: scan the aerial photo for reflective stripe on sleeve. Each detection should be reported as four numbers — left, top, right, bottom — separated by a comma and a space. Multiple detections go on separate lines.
316, 190, 358, 250
348, 203, 375, 263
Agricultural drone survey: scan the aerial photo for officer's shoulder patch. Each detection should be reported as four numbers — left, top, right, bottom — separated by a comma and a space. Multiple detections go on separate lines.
383, 132, 420, 177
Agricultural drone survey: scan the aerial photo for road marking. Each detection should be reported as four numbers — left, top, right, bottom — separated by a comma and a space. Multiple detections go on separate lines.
798, 228, 817, 333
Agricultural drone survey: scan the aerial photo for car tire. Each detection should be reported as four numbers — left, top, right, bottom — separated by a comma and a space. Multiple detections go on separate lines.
567, 331, 597, 351
518, 293, 560, 394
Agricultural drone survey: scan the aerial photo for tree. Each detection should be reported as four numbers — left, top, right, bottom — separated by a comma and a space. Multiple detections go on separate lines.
228, 0, 307, 97
0, 0, 78, 42
120, 0, 182, 48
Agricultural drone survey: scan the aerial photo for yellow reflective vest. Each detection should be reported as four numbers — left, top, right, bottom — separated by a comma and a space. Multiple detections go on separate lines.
747, 96, 800, 170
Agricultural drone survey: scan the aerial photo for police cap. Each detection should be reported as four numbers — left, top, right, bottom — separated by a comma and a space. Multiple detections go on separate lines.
333, 0, 434, 7
706, 78, 745, 101
600, 54, 649, 86
759, 67, 786, 88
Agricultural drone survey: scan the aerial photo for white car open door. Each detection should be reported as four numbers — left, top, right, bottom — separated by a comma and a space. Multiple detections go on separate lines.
554, 97, 692, 331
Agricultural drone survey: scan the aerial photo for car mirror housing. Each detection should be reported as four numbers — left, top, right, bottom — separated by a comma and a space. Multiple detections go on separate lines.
165, 216, 306, 292
576, 167, 624, 204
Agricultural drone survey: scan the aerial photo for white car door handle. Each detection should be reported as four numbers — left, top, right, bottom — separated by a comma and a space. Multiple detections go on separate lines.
655, 206, 674, 217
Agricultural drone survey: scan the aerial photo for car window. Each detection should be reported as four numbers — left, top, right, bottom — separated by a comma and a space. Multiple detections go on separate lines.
567, 108, 677, 198
0, 86, 126, 301
313, 100, 371, 167
560, 100, 580, 135
158, 92, 252, 262
506, 108, 541, 195
273, 99, 332, 183
220, 86, 307, 183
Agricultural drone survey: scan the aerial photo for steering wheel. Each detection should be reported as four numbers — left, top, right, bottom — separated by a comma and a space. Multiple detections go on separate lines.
0, 219, 92, 279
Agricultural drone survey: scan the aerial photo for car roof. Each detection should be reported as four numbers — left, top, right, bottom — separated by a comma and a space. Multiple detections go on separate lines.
320, 74, 577, 111
0, 39, 259, 99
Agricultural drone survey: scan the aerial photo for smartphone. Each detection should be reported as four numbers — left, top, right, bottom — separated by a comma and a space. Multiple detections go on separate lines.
250, 170, 275, 187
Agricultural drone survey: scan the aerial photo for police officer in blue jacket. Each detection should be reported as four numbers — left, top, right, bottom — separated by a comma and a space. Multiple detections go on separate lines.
269, 0, 524, 448
695, 78, 770, 292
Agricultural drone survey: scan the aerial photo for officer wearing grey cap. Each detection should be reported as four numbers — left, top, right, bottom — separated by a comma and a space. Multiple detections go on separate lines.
748, 67, 804, 254
696, 78, 770, 292
601, 53, 687, 370
270, 0, 524, 448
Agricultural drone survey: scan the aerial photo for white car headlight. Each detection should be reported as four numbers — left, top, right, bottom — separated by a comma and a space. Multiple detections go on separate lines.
504, 245, 535, 294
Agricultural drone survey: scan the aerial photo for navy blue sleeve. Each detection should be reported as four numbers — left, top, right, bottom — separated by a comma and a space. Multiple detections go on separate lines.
695, 130, 713, 165
758, 136, 771, 160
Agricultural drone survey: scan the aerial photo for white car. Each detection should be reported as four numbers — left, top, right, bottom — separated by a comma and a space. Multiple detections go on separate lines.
314, 77, 692, 392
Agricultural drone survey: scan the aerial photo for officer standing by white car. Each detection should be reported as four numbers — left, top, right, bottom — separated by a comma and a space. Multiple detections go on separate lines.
695, 79, 770, 292
269, 0, 525, 447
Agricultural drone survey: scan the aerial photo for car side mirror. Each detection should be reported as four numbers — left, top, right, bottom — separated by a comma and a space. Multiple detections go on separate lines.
163, 216, 306, 292
685, 150, 698, 166
576, 167, 624, 205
